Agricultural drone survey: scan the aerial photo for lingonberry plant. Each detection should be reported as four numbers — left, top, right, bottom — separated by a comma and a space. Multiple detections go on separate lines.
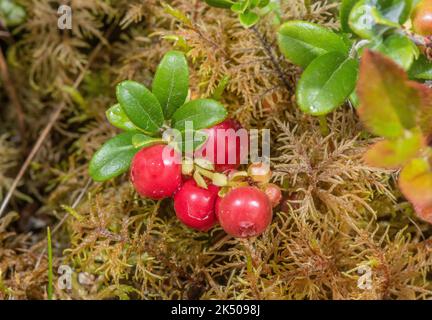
277, 0, 432, 117
89, 50, 227, 183
89, 50, 281, 237
357, 49, 432, 223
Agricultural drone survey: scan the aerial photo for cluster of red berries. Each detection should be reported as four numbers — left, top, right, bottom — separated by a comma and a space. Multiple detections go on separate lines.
129, 119, 282, 238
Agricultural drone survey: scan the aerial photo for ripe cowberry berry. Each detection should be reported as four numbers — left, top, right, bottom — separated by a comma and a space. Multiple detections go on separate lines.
412, 0, 432, 36
216, 186, 272, 238
263, 183, 282, 207
195, 119, 248, 172
130, 144, 182, 199
174, 179, 219, 231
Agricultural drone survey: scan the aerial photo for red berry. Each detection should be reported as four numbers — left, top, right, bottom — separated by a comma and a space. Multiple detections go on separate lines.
216, 186, 272, 238
263, 183, 282, 208
194, 119, 248, 172
130, 144, 182, 199
412, 0, 432, 36
174, 179, 219, 231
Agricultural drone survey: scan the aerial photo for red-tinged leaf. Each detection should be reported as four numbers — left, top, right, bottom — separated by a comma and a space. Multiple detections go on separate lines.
364, 132, 424, 169
416, 86, 432, 137
399, 157, 432, 209
357, 50, 421, 138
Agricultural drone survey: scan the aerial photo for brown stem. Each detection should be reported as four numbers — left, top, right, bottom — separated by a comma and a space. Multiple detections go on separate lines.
0, 47, 26, 137
250, 25, 291, 93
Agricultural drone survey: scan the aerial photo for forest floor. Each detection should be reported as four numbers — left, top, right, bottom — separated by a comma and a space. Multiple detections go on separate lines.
0, 0, 431, 300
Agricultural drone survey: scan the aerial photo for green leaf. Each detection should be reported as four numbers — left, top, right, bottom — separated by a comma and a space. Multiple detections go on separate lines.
340, 0, 359, 32
349, 0, 412, 39
172, 99, 227, 131
399, 157, 432, 210
152, 51, 189, 119
131, 133, 164, 148
277, 21, 349, 68
239, 9, 260, 28
258, 0, 270, 8
349, 1, 380, 39
296, 51, 358, 115
374, 34, 419, 70
89, 132, 140, 182
172, 129, 209, 152
409, 55, 432, 80
357, 50, 420, 138
349, 91, 360, 108
204, 0, 234, 8
212, 75, 230, 100
231, 0, 249, 13
116, 80, 164, 133
106, 104, 137, 132
364, 131, 423, 169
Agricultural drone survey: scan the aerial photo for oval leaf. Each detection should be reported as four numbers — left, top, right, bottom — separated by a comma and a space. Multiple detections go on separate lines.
106, 104, 137, 132
296, 51, 358, 115
239, 10, 260, 28
131, 133, 163, 148
152, 51, 189, 119
349, 0, 411, 39
277, 21, 349, 68
340, 0, 359, 33
116, 80, 164, 133
357, 50, 421, 138
409, 55, 432, 80
171, 99, 227, 131
375, 34, 419, 70
89, 132, 140, 182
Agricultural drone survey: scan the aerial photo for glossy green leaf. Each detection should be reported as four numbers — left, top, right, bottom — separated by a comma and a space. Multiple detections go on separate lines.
152, 51, 189, 119
409, 55, 432, 80
204, 0, 234, 8
296, 51, 358, 115
357, 50, 420, 138
349, 0, 412, 39
349, 0, 381, 39
399, 157, 432, 209
374, 34, 419, 70
364, 131, 423, 169
277, 21, 349, 68
340, 0, 359, 32
106, 104, 137, 132
89, 132, 140, 182
239, 10, 259, 28
131, 133, 163, 148
172, 99, 227, 131
116, 80, 164, 133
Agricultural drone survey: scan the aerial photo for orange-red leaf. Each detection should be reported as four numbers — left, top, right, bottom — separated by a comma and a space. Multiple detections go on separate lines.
399, 157, 432, 209
363, 132, 424, 169
357, 50, 422, 138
